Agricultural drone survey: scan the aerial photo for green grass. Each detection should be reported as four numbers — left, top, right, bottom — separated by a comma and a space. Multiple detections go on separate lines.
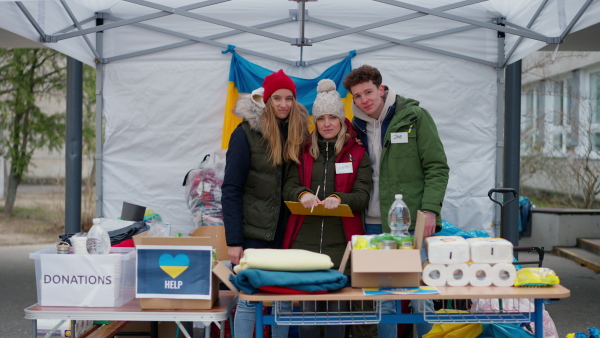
521, 187, 600, 209
526, 196, 562, 208
0, 204, 63, 236
0, 205, 48, 220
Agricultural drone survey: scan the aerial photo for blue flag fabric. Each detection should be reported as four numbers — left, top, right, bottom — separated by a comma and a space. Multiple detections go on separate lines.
227, 49, 355, 114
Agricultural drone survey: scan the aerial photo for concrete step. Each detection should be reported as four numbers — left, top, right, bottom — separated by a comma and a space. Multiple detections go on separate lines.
577, 238, 600, 256
554, 246, 600, 272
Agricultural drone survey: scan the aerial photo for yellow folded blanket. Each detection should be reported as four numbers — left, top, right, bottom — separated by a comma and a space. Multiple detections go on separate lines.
234, 249, 333, 273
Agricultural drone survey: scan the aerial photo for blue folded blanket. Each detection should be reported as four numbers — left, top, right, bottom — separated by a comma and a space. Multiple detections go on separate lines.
230, 269, 348, 294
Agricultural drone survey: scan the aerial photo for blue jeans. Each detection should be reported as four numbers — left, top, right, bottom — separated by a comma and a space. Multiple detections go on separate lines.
299, 301, 346, 337
365, 223, 435, 338
234, 299, 291, 338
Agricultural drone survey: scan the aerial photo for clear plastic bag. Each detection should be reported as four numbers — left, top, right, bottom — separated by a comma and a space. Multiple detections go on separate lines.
147, 220, 171, 237
471, 298, 558, 338
183, 150, 226, 227
529, 309, 559, 338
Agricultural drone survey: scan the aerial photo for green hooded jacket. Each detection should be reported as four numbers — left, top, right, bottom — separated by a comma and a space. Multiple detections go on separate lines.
354, 94, 449, 232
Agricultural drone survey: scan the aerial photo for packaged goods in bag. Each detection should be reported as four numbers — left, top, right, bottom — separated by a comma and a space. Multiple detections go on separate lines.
467, 237, 513, 264
425, 236, 470, 264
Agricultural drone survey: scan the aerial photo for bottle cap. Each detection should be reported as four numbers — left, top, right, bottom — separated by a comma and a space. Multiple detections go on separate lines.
395, 194, 403, 199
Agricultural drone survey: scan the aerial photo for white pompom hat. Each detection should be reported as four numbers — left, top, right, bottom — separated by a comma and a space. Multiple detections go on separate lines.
312, 79, 345, 120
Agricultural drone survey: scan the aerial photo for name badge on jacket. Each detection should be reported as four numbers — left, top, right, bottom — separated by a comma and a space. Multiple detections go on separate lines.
336, 162, 353, 174
391, 132, 408, 144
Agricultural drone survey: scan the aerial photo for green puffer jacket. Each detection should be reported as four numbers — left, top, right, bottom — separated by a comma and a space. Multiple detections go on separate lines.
379, 96, 449, 232
283, 139, 371, 269
240, 122, 284, 241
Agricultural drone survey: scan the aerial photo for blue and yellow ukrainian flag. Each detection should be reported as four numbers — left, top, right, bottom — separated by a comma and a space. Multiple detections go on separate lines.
221, 47, 355, 148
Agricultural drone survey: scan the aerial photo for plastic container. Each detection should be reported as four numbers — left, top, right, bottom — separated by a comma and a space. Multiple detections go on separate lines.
377, 240, 398, 250
388, 194, 411, 239
87, 218, 111, 254
29, 247, 136, 307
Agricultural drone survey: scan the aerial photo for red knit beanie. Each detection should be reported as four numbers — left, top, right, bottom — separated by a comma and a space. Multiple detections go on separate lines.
262, 69, 296, 103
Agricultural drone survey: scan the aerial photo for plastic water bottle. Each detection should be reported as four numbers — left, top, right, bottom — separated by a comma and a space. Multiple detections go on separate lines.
86, 218, 111, 254
388, 194, 411, 238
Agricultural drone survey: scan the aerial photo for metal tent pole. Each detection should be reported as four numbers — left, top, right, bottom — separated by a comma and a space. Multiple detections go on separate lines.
65, 57, 83, 234
504, 60, 522, 247
494, 19, 506, 238
95, 14, 105, 217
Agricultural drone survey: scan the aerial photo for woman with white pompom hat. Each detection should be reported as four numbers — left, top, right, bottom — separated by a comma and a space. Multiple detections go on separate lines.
282, 78, 372, 338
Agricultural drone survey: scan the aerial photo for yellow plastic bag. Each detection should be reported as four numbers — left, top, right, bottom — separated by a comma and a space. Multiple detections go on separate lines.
423, 310, 482, 338
424, 323, 482, 338
514, 267, 560, 287
353, 236, 377, 250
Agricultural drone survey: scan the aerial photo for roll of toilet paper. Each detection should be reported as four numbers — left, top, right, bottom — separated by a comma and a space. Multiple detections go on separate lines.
422, 260, 447, 286
491, 263, 517, 287
469, 263, 493, 287
445, 263, 471, 287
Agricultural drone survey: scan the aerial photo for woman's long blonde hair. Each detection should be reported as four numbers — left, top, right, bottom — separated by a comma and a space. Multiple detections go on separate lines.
262, 99, 309, 166
309, 117, 349, 159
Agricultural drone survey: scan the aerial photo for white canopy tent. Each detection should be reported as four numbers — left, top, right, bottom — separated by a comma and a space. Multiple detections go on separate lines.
1, 0, 599, 235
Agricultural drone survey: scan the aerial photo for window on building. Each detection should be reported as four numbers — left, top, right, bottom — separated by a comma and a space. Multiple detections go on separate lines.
554, 80, 564, 126
522, 74, 575, 155
522, 88, 535, 133
553, 131, 563, 150
591, 71, 600, 124
521, 86, 536, 151
565, 78, 573, 125
593, 133, 600, 151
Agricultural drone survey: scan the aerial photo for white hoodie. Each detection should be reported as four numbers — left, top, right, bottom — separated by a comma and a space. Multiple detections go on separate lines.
351, 87, 397, 225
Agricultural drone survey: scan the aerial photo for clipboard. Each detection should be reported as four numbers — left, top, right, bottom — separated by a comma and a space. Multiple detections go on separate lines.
285, 201, 354, 217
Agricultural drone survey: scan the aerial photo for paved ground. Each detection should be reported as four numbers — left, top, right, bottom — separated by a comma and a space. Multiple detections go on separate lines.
1, 245, 598, 337
0, 244, 46, 337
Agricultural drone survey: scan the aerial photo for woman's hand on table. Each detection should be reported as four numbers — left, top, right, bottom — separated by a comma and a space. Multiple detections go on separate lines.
228, 246, 244, 265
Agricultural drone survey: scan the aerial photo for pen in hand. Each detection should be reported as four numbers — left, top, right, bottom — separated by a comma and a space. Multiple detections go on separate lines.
310, 185, 321, 213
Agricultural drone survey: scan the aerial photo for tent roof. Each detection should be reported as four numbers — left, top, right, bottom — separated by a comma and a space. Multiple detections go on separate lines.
540, 21, 600, 51
2, 0, 600, 67
2, 0, 600, 233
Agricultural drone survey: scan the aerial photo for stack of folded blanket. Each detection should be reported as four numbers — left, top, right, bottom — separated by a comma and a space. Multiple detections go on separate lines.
230, 249, 348, 294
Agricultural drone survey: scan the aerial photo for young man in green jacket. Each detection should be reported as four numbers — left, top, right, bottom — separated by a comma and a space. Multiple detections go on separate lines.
343, 65, 450, 338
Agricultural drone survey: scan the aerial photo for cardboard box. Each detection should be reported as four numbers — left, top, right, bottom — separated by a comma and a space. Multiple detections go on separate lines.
133, 225, 229, 259
189, 225, 229, 261
133, 226, 237, 310
342, 210, 426, 288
